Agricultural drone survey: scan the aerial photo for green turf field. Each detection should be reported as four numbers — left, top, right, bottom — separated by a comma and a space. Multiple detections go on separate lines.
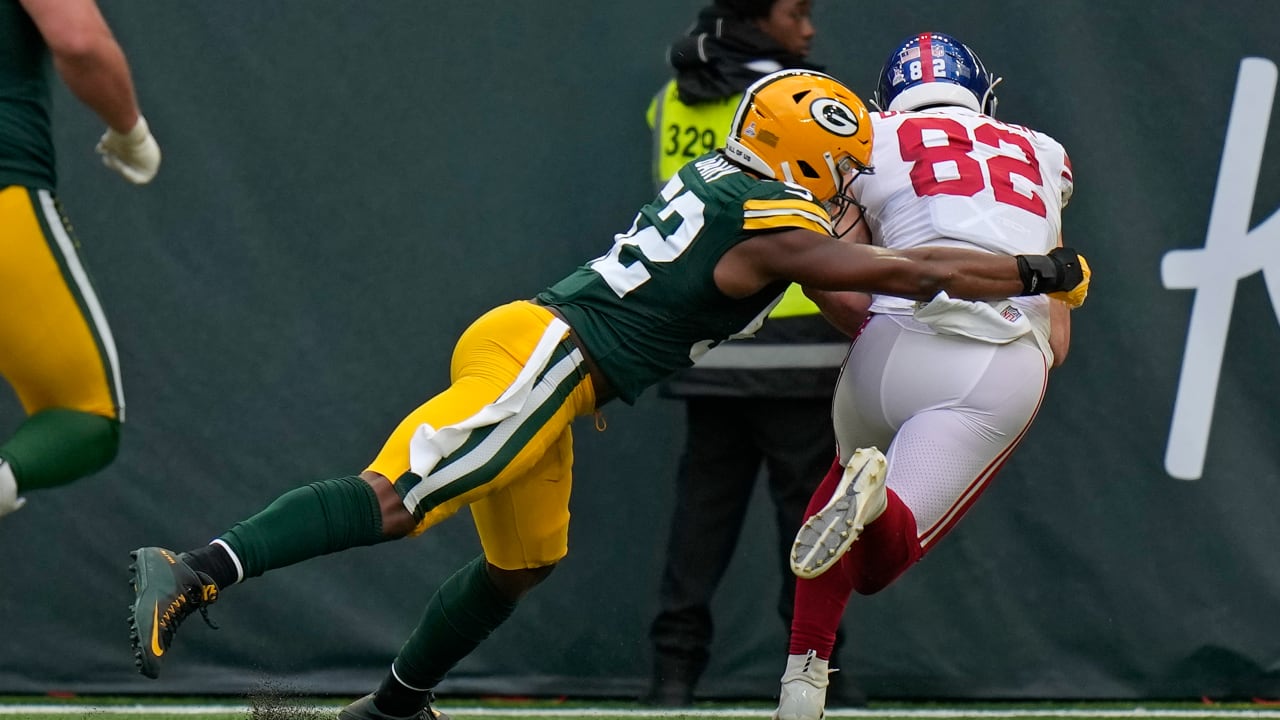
3, 699, 1280, 720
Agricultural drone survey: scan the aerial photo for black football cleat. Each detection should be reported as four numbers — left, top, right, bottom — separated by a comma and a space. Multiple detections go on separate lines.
338, 693, 450, 720
128, 546, 219, 678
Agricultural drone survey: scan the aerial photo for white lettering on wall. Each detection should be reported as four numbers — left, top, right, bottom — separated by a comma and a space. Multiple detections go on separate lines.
1161, 58, 1279, 480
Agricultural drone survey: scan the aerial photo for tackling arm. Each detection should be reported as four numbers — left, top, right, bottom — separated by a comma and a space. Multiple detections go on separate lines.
719, 227, 1088, 303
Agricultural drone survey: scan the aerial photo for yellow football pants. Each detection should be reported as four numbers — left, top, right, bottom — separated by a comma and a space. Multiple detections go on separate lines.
0, 185, 122, 421
367, 300, 597, 570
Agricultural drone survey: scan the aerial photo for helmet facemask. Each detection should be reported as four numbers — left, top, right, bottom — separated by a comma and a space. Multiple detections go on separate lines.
825, 154, 872, 238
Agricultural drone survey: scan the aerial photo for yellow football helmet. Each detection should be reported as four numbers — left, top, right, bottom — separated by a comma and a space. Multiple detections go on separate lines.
724, 69, 874, 206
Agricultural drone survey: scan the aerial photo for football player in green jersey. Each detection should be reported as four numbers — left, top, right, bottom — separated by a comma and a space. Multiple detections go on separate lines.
127, 69, 1088, 720
0, 0, 162, 521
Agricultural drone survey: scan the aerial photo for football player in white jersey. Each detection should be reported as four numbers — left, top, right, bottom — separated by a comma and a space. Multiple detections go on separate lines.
774, 32, 1081, 719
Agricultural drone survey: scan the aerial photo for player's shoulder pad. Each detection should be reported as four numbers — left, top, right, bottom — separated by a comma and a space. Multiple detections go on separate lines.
739, 177, 833, 236
1025, 127, 1073, 207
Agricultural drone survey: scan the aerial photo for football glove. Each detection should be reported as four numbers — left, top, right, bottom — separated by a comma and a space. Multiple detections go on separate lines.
96, 115, 161, 184
1016, 247, 1090, 308
1048, 254, 1090, 308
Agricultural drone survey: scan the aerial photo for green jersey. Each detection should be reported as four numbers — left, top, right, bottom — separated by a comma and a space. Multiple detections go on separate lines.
536, 151, 834, 403
0, 0, 55, 190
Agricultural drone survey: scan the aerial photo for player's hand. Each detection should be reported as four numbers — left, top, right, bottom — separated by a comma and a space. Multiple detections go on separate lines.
1049, 253, 1090, 308
95, 116, 161, 184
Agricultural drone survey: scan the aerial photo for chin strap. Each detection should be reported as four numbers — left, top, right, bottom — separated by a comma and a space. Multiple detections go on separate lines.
982, 76, 1004, 116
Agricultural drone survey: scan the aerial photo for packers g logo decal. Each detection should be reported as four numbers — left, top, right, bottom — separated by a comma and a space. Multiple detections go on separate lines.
809, 98, 860, 137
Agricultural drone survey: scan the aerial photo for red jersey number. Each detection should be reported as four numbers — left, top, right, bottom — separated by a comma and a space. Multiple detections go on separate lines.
896, 117, 1047, 218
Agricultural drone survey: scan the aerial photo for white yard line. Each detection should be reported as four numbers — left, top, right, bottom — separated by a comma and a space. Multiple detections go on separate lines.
3, 706, 1280, 718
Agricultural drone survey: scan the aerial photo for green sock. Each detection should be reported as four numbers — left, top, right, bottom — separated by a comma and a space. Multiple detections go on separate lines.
392, 555, 518, 690
219, 475, 384, 578
0, 408, 119, 491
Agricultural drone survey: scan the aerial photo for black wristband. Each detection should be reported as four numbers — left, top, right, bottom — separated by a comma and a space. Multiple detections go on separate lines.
1016, 254, 1061, 295
1017, 248, 1085, 296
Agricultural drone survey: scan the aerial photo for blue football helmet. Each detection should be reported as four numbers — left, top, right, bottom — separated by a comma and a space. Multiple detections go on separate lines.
874, 32, 1000, 115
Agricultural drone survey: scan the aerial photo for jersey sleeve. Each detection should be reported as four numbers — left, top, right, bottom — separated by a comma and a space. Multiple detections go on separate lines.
1059, 150, 1074, 208
1034, 130, 1074, 210
739, 181, 834, 236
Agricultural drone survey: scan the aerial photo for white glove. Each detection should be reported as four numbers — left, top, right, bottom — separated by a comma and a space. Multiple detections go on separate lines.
0, 460, 25, 519
95, 115, 161, 184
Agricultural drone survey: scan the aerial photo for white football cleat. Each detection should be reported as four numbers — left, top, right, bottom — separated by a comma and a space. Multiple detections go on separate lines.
773, 650, 831, 720
790, 447, 887, 579
0, 460, 26, 519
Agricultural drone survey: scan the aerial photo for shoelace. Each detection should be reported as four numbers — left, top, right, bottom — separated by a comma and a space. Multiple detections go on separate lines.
194, 603, 218, 630
189, 573, 220, 631
158, 574, 220, 648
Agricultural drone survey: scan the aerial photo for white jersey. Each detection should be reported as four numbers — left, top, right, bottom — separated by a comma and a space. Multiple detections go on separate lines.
850, 107, 1073, 354
831, 108, 1072, 552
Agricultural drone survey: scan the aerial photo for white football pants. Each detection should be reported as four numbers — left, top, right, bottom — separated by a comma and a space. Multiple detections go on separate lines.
831, 314, 1049, 551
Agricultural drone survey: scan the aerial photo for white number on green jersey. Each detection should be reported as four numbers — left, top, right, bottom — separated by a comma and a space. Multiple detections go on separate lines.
590, 176, 707, 297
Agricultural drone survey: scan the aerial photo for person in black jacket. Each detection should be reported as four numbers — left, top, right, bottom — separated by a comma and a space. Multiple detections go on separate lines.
640, 0, 862, 707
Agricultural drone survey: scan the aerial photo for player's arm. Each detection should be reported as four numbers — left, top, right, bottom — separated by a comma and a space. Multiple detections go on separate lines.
717, 226, 1088, 303
1049, 296, 1071, 367
804, 286, 870, 338
802, 203, 873, 337
21, 0, 161, 184
1048, 148, 1076, 367
22, 0, 139, 132
1048, 233, 1072, 367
